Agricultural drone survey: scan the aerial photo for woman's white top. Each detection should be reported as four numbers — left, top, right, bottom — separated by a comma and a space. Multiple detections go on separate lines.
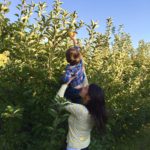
57, 84, 94, 149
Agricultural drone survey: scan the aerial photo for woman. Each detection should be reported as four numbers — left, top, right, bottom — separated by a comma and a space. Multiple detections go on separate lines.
56, 77, 107, 150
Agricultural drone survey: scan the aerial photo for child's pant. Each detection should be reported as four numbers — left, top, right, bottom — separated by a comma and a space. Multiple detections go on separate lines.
64, 86, 82, 104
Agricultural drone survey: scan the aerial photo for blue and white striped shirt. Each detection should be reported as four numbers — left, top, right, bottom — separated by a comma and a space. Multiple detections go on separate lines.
63, 59, 85, 88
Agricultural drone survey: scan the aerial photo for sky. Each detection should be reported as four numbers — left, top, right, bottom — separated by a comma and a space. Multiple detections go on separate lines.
2, 0, 150, 48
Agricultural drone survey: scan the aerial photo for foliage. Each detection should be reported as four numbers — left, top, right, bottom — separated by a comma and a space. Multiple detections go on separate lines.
0, 0, 150, 149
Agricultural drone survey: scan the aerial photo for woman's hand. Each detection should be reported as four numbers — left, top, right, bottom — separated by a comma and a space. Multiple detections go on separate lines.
66, 76, 76, 85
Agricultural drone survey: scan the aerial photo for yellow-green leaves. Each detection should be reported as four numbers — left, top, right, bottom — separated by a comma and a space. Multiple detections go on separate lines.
0, 1, 10, 14
1, 105, 23, 119
0, 51, 10, 67
0, 0, 150, 149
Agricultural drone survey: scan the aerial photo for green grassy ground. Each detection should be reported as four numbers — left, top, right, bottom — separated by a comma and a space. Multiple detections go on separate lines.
116, 124, 150, 150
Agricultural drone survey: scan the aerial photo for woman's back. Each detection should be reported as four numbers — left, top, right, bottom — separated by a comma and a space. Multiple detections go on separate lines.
65, 103, 94, 149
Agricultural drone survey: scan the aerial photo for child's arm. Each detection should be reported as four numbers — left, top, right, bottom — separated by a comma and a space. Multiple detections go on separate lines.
62, 68, 72, 83
69, 32, 78, 46
72, 37, 78, 47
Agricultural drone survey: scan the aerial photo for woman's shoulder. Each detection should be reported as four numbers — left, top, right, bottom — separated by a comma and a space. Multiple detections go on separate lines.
65, 103, 90, 117
74, 103, 89, 115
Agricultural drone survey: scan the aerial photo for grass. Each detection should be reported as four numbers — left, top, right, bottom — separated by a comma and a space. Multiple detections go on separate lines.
116, 124, 150, 150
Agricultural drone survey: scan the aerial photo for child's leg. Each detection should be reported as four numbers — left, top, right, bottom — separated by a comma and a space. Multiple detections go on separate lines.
64, 86, 82, 104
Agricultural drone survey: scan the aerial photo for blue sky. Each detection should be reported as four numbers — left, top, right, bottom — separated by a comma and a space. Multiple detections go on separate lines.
3, 0, 150, 48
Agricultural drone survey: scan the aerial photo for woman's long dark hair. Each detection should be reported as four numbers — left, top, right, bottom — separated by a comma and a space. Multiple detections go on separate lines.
85, 84, 107, 132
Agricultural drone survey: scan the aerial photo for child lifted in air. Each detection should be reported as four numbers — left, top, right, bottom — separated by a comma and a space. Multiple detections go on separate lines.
62, 32, 88, 104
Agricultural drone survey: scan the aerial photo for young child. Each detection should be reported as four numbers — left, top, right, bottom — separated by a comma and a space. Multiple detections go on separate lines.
62, 32, 88, 103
